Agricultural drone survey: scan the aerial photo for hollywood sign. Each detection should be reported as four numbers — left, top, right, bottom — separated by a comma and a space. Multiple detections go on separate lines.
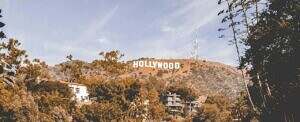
133, 60, 181, 69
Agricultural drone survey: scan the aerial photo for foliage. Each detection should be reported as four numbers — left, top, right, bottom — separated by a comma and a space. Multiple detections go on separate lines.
0, 39, 27, 70
167, 85, 198, 101
195, 94, 233, 122
129, 87, 166, 120
80, 101, 123, 121
18, 59, 50, 82
242, 0, 300, 120
92, 50, 128, 75
60, 59, 85, 83
146, 89, 166, 119
79, 78, 166, 121
84, 78, 139, 120
232, 92, 256, 121
219, 0, 300, 120
0, 85, 40, 121
0, 76, 74, 121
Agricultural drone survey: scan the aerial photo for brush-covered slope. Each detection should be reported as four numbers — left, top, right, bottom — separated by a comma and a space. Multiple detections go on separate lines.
48, 59, 246, 99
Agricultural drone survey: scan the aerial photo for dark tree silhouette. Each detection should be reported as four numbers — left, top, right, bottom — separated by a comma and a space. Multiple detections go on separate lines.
0, 9, 5, 39
219, 0, 300, 121
66, 54, 73, 61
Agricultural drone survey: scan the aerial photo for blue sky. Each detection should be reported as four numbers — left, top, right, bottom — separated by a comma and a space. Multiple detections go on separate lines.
0, 0, 238, 66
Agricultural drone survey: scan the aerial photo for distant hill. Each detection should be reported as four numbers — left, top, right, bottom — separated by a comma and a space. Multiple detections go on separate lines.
48, 58, 247, 100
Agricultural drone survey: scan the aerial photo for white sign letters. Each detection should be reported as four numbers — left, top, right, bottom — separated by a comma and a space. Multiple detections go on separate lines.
133, 60, 181, 70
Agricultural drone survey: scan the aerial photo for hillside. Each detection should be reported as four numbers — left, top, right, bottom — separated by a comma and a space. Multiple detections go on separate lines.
48, 58, 246, 100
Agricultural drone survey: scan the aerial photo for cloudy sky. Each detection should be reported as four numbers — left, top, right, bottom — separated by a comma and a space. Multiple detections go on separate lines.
0, 0, 238, 66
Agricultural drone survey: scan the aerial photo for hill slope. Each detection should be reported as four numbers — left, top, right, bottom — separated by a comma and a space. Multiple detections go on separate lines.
48, 59, 246, 99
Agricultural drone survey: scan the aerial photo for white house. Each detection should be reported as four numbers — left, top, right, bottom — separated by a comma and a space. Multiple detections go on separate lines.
68, 83, 90, 103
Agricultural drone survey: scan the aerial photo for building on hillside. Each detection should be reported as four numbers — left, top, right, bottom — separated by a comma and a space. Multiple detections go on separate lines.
165, 92, 207, 117
165, 92, 184, 115
68, 83, 90, 103
185, 95, 207, 115
185, 101, 199, 114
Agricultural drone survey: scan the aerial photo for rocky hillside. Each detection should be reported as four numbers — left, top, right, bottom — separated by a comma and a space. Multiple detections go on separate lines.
48, 58, 247, 100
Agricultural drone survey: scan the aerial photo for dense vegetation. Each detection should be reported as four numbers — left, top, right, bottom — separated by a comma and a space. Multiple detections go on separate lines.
218, 0, 300, 121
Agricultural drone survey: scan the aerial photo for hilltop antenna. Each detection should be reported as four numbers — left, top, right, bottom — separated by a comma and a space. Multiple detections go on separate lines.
190, 39, 199, 60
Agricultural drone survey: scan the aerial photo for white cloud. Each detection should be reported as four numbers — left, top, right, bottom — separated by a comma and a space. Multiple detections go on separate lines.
161, 25, 176, 32
161, 0, 220, 37
97, 37, 109, 44
153, 0, 237, 65
50, 4, 121, 64
169, 0, 202, 17
80, 4, 119, 41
